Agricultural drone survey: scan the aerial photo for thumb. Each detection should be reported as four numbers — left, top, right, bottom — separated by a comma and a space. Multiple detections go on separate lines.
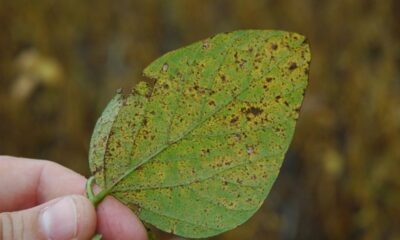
0, 195, 96, 240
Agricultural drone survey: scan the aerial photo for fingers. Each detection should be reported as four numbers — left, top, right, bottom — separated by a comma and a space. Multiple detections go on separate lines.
0, 156, 148, 240
97, 196, 148, 240
0, 156, 86, 211
0, 195, 96, 240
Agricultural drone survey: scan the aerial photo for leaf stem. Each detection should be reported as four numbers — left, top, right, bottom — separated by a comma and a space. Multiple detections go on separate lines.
86, 176, 110, 207
91, 188, 110, 206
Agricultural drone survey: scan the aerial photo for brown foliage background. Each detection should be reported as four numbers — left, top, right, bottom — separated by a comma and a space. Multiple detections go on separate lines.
0, 0, 399, 239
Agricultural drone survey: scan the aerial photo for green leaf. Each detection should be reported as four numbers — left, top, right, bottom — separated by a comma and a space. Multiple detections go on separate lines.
88, 30, 310, 238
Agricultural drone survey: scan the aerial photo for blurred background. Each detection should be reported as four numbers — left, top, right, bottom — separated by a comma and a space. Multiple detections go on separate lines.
0, 0, 399, 239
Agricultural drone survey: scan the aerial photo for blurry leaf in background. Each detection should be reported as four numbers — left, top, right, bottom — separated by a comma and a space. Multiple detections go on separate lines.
11, 48, 63, 101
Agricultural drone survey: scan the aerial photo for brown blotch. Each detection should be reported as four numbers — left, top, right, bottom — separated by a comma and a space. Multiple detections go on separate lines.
141, 119, 148, 128
289, 62, 297, 71
271, 43, 278, 50
136, 165, 143, 171
230, 116, 239, 124
201, 148, 211, 155
275, 95, 282, 102
266, 77, 273, 82
221, 74, 226, 82
245, 106, 263, 116
284, 101, 289, 107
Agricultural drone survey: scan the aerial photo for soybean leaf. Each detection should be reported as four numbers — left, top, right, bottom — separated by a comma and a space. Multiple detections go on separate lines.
88, 30, 310, 238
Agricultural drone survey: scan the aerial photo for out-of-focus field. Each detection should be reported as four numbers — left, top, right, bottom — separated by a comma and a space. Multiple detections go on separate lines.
0, 1, 399, 239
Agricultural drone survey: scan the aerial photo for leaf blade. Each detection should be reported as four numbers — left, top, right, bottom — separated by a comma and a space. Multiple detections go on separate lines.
89, 30, 311, 238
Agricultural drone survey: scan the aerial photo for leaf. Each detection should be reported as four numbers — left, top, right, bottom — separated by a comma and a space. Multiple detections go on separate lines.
88, 30, 311, 238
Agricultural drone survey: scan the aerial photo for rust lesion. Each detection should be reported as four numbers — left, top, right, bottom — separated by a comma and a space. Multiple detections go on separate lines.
288, 62, 298, 70
230, 116, 239, 125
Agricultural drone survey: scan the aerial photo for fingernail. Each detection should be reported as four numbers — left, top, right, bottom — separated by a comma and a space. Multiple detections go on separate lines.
39, 196, 78, 240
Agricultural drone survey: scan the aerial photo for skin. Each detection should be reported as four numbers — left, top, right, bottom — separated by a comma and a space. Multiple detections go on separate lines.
0, 155, 148, 240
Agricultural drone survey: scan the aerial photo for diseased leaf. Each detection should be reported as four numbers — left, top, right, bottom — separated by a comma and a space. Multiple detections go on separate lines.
89, 30, 311, 238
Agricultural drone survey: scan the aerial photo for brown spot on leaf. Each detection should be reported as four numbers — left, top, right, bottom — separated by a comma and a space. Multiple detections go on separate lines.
289, 62, 297, 71
221, 74, 226, 82
230, 116, 239, 124
201, 148, 211, 156
245, 107, 263, 116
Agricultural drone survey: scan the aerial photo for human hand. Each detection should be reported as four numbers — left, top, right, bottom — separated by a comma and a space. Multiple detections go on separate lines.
0, 156, 148, 240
